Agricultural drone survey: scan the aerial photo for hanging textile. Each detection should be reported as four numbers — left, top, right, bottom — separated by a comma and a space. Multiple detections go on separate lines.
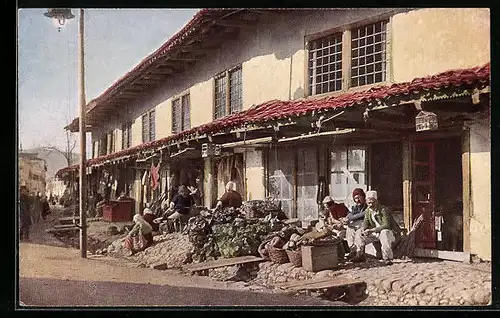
142, 170, 149, 185
150, 162, 160, 190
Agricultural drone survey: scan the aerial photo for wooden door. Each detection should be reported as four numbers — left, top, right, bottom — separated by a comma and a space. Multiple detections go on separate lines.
412, 142, 436, 249
297, 147, 318, 221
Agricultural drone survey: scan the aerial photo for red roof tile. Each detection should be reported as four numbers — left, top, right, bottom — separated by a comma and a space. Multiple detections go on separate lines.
56, 63, 490, 176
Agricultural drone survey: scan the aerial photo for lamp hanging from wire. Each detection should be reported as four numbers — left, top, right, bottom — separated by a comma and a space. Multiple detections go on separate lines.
43, 8, 75, 32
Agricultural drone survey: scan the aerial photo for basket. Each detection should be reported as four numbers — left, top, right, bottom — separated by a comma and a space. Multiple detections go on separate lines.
286, 248, 302, 267
268, 246, 289, 264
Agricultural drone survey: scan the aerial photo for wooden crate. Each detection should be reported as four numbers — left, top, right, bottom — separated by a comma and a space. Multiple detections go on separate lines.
301, 244, 339, 272
102, 200, 134, 222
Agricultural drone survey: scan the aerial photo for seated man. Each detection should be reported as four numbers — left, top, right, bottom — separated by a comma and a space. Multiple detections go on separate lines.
164, 185, 195, 231
340, 188, 368, 257
215, 181, 243, 210
351, 190, 401, 265
124, 213, 154, 256
141, 204, 159, 232
316, 196, 348, 238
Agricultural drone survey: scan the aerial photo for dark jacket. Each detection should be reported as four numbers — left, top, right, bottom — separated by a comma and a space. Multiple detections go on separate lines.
219, 190, 243, 209
362, 204, 401, 236
19, 194, 32, 226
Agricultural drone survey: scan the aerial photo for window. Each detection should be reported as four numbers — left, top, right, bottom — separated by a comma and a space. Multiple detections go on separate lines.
330, 145, 367, 206
268, 147, 295, 218
214, 66, 243, 119
108, 131, 114, 154
92, 141, 96, 158
172, 94, 191, 134
99, 135, 107, 156
149, 110, 155, 141
351, 20, 387, 87
308, 32, 343, 95
142, 110, 155, 143
122, 122, 132, 149
308, 19, 389, 95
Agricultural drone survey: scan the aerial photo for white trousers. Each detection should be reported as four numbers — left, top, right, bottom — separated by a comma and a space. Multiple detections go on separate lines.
354, 228, 396, 260
346, 227, 357, 248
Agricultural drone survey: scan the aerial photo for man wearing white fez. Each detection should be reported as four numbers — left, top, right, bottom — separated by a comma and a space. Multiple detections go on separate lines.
351, 190, 401, 265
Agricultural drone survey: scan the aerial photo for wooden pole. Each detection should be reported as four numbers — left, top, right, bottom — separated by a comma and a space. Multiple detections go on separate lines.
78, 8, 87, 258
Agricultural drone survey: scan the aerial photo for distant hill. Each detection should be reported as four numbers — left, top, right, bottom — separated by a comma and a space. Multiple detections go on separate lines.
21, 148, 80, 180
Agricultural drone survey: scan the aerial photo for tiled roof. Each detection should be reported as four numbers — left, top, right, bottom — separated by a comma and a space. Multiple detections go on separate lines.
56, 63, 490, 177
85, 9, 223, 113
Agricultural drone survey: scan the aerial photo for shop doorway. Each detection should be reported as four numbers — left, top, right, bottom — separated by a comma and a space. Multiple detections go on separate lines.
411, 136, 463, 251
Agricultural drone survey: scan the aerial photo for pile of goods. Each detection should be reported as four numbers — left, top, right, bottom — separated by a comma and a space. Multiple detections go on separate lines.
185, 204, 285, 263
260, 225, 345, 266
242, 200, 288, 219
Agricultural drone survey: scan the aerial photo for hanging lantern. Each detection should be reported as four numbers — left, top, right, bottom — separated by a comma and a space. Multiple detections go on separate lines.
202, 143, 221, 158
43, 8, 75, 32
415, 110, 438, 132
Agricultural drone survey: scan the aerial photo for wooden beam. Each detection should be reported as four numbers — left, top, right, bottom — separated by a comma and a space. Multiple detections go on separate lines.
462, 126, 471, 253
413, 248, 471, 263
169, 53, 203, 61
402, 139, 412, 230
214, 19, 256, 28
221, 137, 273, 148
181, 46, 218, 55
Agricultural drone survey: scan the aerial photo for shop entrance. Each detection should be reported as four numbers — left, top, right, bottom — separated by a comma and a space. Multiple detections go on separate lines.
411, 136, 463, 251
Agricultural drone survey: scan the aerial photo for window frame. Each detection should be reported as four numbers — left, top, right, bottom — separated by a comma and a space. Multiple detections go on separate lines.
329, 145, 368, 206
305, 15, 392, 97
172, 93, 191, 134
141, 110, 156, 143
122, 122, 132, 150
213, 65, 243, 120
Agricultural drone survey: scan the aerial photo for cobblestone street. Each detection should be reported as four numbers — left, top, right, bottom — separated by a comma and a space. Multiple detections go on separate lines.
96, 230, 493, 306
42, 209, 492, 307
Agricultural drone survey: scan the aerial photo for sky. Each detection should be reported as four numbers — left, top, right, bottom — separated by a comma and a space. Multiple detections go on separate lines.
18, 8, 200, 157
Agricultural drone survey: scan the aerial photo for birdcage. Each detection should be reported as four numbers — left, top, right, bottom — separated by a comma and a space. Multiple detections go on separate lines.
415, 111, 438, 132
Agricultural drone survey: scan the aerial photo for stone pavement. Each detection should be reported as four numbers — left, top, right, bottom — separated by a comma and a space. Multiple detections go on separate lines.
346, 259, 491, 306
42, 214, 492, 307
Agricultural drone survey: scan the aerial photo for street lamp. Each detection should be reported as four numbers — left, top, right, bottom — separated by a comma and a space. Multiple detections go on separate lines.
44, 8, 87, 258
43, 9, 75, 32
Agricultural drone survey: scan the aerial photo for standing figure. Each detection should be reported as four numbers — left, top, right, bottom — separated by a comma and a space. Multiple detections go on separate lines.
19, 186, 32, 241
41, 195, 51, 220
31, 192, 43, 223
351, 190, 401, 265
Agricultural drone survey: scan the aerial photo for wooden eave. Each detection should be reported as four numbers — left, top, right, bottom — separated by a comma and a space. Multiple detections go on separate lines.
81, 10, 276, 130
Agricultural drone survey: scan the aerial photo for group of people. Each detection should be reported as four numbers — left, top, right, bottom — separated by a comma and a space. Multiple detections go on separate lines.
317, 188, 401, 265
122, 180, 243, 255
18, 186, 52, 241
121, 181, 401, 265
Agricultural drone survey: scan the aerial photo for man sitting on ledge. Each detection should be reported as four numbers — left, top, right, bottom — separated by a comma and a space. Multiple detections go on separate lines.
351, 190, 401, 265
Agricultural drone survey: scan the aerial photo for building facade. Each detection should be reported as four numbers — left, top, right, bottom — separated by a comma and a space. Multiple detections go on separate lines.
59, 8, 491, 260
19, 152, 47, 195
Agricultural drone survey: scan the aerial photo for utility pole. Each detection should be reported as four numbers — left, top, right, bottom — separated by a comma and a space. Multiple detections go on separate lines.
78, 8, 87, 258
43, 8, 87, 258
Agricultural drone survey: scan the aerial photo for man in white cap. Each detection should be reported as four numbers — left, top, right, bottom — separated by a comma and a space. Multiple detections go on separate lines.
351, 190, 401, 265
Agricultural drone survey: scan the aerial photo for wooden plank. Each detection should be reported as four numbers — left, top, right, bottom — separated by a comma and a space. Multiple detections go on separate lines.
461, 127, 471, 253
183, 256, 265, 272
54, 224, 81, 229
413, 248, 471, 263
279, 277, 365, 291
402, 139, 412, 230
277, 277, 338, 289
46, 227, 79, 233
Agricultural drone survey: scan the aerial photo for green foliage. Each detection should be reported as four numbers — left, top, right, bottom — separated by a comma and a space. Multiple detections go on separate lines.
212, 219, 273, 258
